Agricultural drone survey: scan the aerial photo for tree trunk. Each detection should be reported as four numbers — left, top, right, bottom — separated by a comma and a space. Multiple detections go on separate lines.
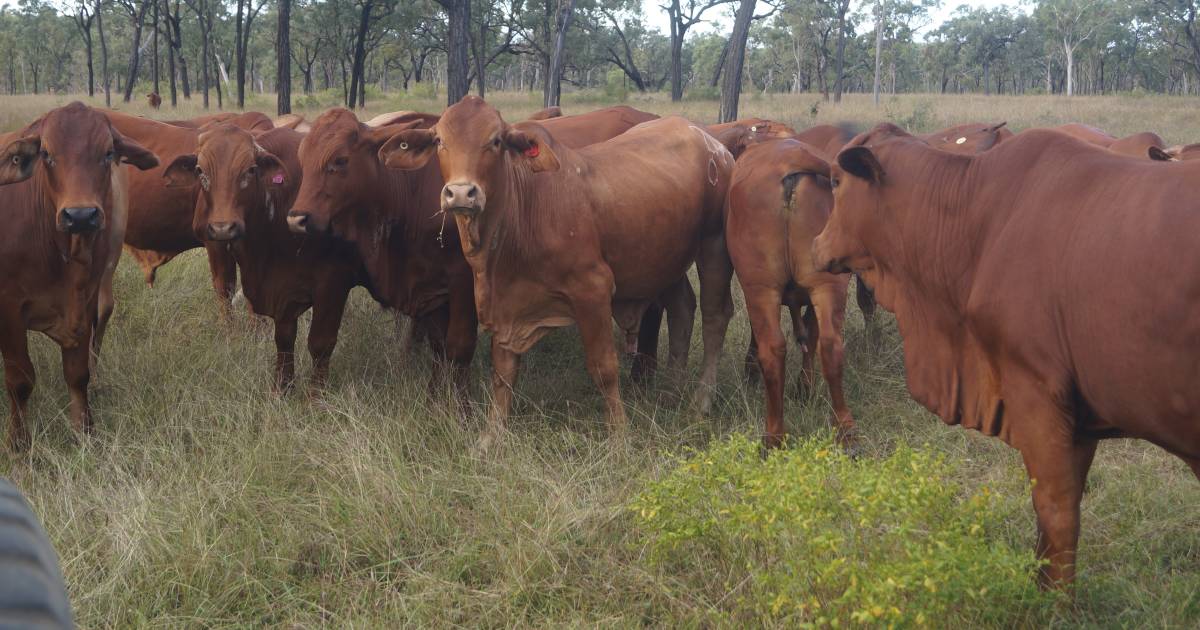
544, 0, 577, 107
473, 13, 486, 98
162, 0, 176, 105
718, 0, 756, 123
872, 1, 882, 106
235, 0, 246, 108
1064, 40, 1075, 97
277, 0, 292, 114
833, 0, 849, 103
152, 0, 160, 95
347, 0, 372, 108
669, 0, 683, 101
122, 1, 149, 103
440, 0, 471, 105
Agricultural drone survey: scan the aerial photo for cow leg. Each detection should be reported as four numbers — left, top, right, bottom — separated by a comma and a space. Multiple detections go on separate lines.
811, 283, 857, 449
630, 304, 662, 386
1015, 413, 1097, 590
797, 305, 818, 395
91, 273, 116, 369
572, 286, 627, 434
205, 242, 238, 323
855, 274, 880, 347
479, 339, 521, 453
418, 307, 452, 397
307, 282, 352, 395
693, 235, 735, 415
743, 285, 787, 449
61, 341, 94, 436
272, 312, 300, 395
0, 322, 34, 451
663, 278, 696, 377
743, 330, 761, 384
443, 281, 479, 416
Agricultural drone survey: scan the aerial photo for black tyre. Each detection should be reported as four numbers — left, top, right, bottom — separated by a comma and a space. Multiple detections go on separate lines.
0, 479, 73, 629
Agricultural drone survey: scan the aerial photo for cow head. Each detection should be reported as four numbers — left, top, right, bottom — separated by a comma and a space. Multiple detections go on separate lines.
924, 121, 1010, 155
287, 108, 415, 235
812, 124, 912, 277
0, 101, 157, 234
162, 124, 288, 242
379, 96, 560, 218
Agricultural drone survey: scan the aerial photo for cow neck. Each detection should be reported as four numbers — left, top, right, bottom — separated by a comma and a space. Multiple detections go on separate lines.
867, 142, 1006, 434
468, 151, 567, 267
339, 164, 428, 307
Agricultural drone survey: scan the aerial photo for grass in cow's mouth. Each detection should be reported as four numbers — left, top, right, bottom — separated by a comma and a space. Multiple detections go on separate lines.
1, 90, 1198, 627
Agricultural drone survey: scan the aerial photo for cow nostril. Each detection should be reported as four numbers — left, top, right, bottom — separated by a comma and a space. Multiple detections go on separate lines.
466, 186, 477, 199
444, 188, 454, 200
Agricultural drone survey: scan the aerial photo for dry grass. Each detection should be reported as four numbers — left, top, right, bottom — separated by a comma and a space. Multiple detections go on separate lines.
1, 91, 1198, 627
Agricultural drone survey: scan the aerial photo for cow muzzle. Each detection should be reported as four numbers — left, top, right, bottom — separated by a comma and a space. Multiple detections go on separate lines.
286, 211, 323, 234
207, 221, 244, 242
442, 182, 485, 216
59, 206, 102, 234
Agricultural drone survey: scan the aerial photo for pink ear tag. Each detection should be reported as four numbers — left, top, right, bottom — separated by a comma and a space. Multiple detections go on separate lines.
271, 173, 284, 184
524, 144, 540, 158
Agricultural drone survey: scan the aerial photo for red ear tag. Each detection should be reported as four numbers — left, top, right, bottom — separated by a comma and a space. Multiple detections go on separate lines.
272, 173, 284, 184
524, 144, 540, 158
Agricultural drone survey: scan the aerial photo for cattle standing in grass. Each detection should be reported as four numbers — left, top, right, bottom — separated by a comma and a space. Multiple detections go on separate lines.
105, 111, 271, 318
286, 109, 480, 403
163, 124, 364, 393
146, 92, 162, 109
0, 102, 158, 448
727, 139, 857, 449
380, 97, 736, 448
813, 123, 1200, 589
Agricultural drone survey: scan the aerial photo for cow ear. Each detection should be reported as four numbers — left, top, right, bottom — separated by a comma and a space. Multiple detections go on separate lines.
838, 147, 884, 184
113, 128, 159, 170
1148, 146, 1176, 162
0, 135, 41, 186
713, 125, 753, 159
505, 124, 560, 173
256, 151, 288, 187
162, 154, 199, 188
988, 121, 1007, 133
378, 128, 436, 171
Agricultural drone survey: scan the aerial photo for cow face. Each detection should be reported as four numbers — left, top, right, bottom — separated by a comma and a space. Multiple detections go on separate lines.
812, 145, 886, 276
162, 125, 287, 242
379, 96, 560, 218
288, 108, 410, 235
0, 101, 157, 234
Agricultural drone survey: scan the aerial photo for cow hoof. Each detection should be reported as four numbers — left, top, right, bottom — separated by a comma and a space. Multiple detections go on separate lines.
472, 427, 507, 458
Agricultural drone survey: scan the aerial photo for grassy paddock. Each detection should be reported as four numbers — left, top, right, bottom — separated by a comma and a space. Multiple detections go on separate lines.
0, 92, 1197, 627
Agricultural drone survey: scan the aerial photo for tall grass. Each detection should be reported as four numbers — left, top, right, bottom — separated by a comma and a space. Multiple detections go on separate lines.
1, 92, 1197, 627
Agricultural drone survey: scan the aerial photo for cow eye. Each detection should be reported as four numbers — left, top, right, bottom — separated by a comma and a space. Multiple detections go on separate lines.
103, 150, 115, 164
831, 177, 840, 189
491, 137, 501, 149
40, 150, 52, 167
247, 164, 258, 175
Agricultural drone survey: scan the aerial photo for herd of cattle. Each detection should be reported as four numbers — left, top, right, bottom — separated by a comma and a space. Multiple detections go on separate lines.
0, 98, 1197, 592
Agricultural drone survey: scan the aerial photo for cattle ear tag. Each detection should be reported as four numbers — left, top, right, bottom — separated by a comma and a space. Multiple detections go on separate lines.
271, 173, 284, 184
955, 137, 967, 145
524, 144, 540, 158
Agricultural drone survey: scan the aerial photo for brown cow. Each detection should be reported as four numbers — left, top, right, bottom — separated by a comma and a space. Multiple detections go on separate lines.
1046, 123, 1167, 159
523, 104, 659, 147
161, 112, 238, 128
0, 102, 158, 448
147, 92, 162, 109
163, 124, 364, 392
813, 123, 1200, 589
285, 109, 479, 402
104, 111, 260, 318
727, 138, 857, 449
526, 106, 563, 121
1152, 142, 1200, 161
379, 97, 736, 448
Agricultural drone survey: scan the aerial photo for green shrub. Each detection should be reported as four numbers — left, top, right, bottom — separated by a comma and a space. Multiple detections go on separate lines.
604, 69, 629, 102
630, 434, 1056, 627
685, 85, 720, 101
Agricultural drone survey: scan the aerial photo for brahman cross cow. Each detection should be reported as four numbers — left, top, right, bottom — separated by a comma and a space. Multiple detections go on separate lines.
726, 138, 858, 450
379, 96, 735, 449
0, 102, 158, 449
813, 123, 1200, 589
163, 124, 365, 393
